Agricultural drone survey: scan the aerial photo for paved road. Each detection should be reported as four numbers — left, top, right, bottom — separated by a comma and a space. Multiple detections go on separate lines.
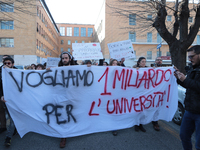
0, 120, 196, 150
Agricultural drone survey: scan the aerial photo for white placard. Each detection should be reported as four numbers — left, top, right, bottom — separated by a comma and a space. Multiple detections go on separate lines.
107, 40, 135, 60
2, 66, 178, 138
72, 43, 103, 60
46, 57, 60, 68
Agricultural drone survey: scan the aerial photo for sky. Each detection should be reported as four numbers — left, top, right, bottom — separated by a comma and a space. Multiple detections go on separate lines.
45, 0, 104, 24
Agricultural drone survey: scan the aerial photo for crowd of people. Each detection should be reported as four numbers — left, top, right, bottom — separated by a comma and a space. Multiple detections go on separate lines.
0, 45, 200, 150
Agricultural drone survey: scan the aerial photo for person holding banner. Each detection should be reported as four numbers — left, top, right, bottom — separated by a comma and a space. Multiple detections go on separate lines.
0, 57, 17, 147
0, 55, 10, 134
133, 57, 147, 132
109, 59, 119, 136
151, 56, 163, 131
57, 51, 75, 148
174, 45, 200, 150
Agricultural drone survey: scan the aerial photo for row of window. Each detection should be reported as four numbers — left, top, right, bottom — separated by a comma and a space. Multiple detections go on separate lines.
36, 39, 52, 56
37, 7, 57, 42
0, 3, 14, 12
61, 40, 85, 45
37, 23, 58, 52
146, 51, 170, 59
129, 14, 193, 25
60, 27, 93, 37
0, 38, 14, 47
129, 32, 162, 43
60, 48, 71, 53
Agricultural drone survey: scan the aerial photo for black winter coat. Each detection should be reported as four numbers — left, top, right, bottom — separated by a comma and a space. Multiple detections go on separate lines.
177, 65, 200, 114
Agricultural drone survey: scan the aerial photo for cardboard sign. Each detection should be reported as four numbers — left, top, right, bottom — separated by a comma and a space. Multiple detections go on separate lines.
46, 57, 60, 68
108, 40, 135, 60
72, 43, 103, 60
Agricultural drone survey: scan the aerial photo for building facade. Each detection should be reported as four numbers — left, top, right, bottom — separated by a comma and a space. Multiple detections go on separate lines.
0, 0, 60, 66
56, 23, 94, 54
0, 0, 200, 67
94, 0, 200, 67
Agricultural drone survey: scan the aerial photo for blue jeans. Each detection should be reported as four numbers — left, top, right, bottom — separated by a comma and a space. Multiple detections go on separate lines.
180, 111, 200, 150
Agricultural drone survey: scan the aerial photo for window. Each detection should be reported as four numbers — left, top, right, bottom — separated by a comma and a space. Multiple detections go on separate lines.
189, 17, 193, 23
61, 48, 63, 52
134, 50, 136, 55
60, 27, 65, 36
74, 27, 79, 36
197, 35, 200, 45
129, 14, 136, 25
147, 51, 152, 59
68, 40, 71, 45
147, 32, 152, 42
75, 40, 78, 43
167, 15, 172, 21
68, 48, 70, 52
0, 38, 14, 47
61, 40, 64, 44
166, 52, 171, 56
82, 41, 85, 43
88, 28, 93, 37
157, 33, 162, 43
147, 15, 152, 20
0, 21, 14, 30
129, 32, 136, 42
67, 27, 72, 36
0, 3, 14, 12
157, 51, 162, 57
81, 28, 86, 37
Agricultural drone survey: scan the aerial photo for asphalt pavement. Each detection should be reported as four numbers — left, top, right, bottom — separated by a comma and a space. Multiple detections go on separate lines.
0, 120, 196, 150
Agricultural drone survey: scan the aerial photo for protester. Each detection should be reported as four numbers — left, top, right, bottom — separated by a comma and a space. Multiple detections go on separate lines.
1, 57, 17, 146
109, 59, 118, 66
151, 56, 163, 131
120, 57, 126, 67
133, 57, 147, 132
174, 45, 200, 150
36, 64, 44, 70
0, 55, 11, 134
31, 64, 36, 70
109, 59, 119, 136
57, 51, 75, 148
103, 62, 108, 66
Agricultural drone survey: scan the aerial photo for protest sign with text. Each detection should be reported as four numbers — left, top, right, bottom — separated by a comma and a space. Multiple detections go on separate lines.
107, 40, 135, 60
46, 57, 60, 68
72, 43, 103, 60
2, 66, 178, 138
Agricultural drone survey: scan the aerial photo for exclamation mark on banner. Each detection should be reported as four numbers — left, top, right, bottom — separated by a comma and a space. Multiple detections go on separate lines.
166, 84, 171, 108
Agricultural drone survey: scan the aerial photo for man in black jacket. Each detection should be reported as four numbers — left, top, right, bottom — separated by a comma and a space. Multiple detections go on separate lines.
0, 55, 11, 134
1, 57, 17, 147
174, 45, 200, 150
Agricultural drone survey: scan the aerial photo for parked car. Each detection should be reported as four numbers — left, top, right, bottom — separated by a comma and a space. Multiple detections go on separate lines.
172, 84, 186, 125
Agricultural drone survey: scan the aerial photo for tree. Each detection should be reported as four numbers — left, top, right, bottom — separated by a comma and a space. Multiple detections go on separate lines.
107, 0, 200, 73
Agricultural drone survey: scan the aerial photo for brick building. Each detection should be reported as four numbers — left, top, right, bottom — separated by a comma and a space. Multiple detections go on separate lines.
94, 0, 200, 67
56, 23, 94, 54
0, 0, 200, 67
0, 0, 60, 66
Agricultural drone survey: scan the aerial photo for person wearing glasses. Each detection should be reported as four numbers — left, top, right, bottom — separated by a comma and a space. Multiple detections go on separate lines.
174, 45, 200, 150
0, 55, 11, 135
1, 57, 17, 147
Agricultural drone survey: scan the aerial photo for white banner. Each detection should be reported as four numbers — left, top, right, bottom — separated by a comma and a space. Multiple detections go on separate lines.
72, 43, 103, 60
2, 66, 178, 138
107, 40, 135, 60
